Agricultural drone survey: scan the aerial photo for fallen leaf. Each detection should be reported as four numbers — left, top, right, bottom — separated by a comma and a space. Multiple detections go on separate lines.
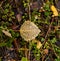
37, 41, 42, 49
2, 30, 12, 38
50, 5, 58, 16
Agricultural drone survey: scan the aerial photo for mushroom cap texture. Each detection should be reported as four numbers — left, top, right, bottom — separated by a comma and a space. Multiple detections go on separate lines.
20, 21, 41, 41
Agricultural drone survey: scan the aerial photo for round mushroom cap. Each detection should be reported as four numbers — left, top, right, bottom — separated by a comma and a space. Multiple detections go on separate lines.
20, 21, 41, 41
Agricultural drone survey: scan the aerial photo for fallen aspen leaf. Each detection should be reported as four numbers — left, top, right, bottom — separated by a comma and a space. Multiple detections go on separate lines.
37, 41, 42, 49
50, 5, 58, 16
2, 30, 12, 38
20, 21, 41, 41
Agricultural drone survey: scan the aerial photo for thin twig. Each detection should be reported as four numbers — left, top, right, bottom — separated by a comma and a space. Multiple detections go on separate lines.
27, 0, 31, 60
48, 41, 60, 58
24, 45, 28, 58
28, 0, 31, 21
42, 17, 54, 47
13, 39, 19, 52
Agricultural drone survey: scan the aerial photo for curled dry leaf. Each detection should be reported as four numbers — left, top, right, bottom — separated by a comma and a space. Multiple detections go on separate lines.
37, 41, 42, 49
2, 30, 12, 38
16, 14, 22, 22
20, 21, 41, 42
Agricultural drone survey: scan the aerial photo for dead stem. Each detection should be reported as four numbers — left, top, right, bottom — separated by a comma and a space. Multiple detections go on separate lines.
27, 0, 31, 60
42, 54, 46, 61
28, 0, 31, 21
24, 45, 28, 58
42, 17, 54, 47
48, 41, 60, 58
13, 39, 19, 52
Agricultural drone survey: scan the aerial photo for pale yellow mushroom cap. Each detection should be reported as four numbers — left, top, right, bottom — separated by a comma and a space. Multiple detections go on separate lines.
20, 21, 41, 42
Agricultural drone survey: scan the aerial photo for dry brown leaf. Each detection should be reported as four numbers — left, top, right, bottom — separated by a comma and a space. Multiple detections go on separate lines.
2, 30, 12, 38
16, 14, 22, 22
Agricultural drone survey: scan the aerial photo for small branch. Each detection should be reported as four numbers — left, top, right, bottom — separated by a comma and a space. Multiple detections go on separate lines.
27, 0, 31, 60
27, 0, 31, 21
42, 17, 54, 47
42, 54, 46, 61
13, 39, 19, 52
24, 45, 28, 58
48, 41, 60, 58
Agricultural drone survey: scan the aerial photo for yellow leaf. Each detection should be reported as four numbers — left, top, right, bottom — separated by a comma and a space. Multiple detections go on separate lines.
37, 41, 42, 49
50, 5, 58, 16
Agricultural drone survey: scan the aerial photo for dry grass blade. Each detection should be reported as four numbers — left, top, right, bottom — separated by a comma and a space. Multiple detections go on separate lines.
2, 30, 12, 38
